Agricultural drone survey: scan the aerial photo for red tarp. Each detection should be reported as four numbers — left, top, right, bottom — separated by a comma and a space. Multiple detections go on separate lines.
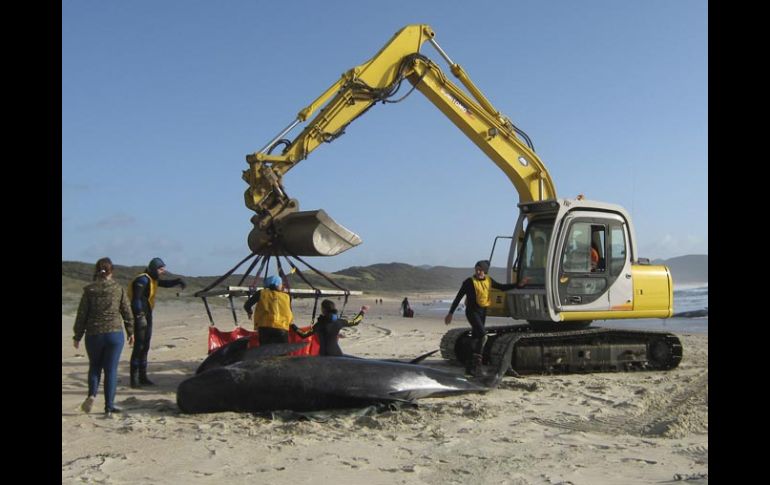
207, 325, 320, 356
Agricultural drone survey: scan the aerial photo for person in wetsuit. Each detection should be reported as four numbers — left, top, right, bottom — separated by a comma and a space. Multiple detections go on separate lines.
444, 260, 516, 377
128, 257, 186, 388
290, 300, 368, 356
401, 297, 411, 317
243, 275, 294, 345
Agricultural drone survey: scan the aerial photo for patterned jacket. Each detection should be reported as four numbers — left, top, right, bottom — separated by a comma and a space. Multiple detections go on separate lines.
73, 279, 134, 341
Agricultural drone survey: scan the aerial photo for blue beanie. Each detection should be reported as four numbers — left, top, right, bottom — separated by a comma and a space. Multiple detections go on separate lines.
264, 275, 281, 288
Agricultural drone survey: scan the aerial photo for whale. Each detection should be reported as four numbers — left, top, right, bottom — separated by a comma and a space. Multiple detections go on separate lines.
196, 338, 308, 374
177, 343, 512, 414
196, 338, 439, 375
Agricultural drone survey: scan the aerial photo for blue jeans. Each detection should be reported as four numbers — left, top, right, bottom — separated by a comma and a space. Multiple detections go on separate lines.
85, 331, 125, 411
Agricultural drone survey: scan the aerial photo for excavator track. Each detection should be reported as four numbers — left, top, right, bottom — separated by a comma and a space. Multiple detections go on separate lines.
440, 325, 682, 375
439, 324, 529, 365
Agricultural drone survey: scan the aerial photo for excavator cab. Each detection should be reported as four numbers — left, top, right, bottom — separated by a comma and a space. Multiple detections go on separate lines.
486, 198, 673, 326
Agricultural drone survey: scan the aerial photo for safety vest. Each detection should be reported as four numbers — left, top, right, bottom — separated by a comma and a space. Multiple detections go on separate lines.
472, 275, 492, 308
127, 273, 158, 309
253, 289, 293, 331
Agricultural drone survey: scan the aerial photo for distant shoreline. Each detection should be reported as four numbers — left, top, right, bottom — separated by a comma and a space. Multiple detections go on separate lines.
674, 282, 708, 290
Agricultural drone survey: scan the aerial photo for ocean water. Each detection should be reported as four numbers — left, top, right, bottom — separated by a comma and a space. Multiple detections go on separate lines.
423, 284, 708, 334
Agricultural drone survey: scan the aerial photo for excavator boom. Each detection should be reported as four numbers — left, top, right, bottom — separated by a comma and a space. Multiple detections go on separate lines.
243, 24, 555, 256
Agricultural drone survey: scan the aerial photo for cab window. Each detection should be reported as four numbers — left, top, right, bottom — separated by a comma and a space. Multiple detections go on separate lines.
558, 221, 608, 304
517, 220, 553, 287
562, 223, 606, 273
609, 223, 627, 276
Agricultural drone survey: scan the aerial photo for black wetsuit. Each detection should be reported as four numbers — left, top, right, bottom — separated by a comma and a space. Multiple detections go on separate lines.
448, 277, 516, 354
401, 298, 410, 317
296, 312, 363, 356
130, 275, 184, 371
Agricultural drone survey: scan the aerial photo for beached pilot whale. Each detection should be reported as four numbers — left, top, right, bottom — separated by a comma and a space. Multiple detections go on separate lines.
195, 339, 306, 374
177, 343, 512, 414
195, 338, 438, 375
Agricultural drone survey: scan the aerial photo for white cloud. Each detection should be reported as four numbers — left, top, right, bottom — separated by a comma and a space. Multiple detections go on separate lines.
639, 234, 708, 260
76, 213, 137, 231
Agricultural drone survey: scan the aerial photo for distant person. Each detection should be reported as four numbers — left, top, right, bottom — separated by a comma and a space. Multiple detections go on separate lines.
73, 257, 134, 417
590, 242, 605, 272
401, 297, 413, 318
128, 257, 186, 388
291, 300, 368, 356
444, 260, 516, 377
531, 236, 547, 269
244, 274, 294, 345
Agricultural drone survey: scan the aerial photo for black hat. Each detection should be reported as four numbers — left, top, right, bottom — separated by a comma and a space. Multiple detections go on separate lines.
475, 260, 490, 273
321, 299, 337, 314
148, 257, 166, 279
149, 257, 166, 272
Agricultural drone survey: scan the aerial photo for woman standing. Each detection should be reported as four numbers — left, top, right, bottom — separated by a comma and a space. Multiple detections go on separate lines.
73, 257, 134, 417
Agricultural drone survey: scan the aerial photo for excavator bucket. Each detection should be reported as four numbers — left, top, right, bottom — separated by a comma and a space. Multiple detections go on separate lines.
248, 209, 362, 257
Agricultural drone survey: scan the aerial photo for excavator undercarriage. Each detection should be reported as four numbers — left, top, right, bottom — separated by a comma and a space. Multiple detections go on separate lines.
440, 325, 682, 375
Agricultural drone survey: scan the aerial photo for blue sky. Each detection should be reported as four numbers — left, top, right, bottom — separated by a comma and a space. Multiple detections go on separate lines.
62, 0, 707, 276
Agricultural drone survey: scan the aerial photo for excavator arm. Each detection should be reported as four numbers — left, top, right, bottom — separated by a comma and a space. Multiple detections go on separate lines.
244, 24, 556, 256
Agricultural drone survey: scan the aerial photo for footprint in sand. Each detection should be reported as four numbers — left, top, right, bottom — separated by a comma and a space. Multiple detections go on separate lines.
62, 453, 127, 482
677, 444, 708, 464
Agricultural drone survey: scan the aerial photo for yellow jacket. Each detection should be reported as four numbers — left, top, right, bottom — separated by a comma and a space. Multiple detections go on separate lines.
253, 288, 293, 331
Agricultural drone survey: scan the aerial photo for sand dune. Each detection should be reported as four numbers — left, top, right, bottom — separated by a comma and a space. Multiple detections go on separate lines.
62, 294, 707, 484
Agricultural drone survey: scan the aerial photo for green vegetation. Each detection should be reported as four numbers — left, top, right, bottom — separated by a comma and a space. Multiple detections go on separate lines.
61, 260, 488, 296
62, 254, 707, 308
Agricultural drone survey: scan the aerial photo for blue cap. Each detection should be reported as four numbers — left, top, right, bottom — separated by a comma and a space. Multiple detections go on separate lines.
264, 275, 281, 288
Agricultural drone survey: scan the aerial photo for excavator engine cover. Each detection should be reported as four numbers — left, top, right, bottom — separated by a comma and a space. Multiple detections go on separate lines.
248, 209, 362, 257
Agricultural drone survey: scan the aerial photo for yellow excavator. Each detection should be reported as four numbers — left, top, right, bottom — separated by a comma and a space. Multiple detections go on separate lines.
241, 25, 681, 374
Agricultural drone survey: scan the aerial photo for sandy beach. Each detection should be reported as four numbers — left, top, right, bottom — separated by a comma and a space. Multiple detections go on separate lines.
62, 293, 707, 484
